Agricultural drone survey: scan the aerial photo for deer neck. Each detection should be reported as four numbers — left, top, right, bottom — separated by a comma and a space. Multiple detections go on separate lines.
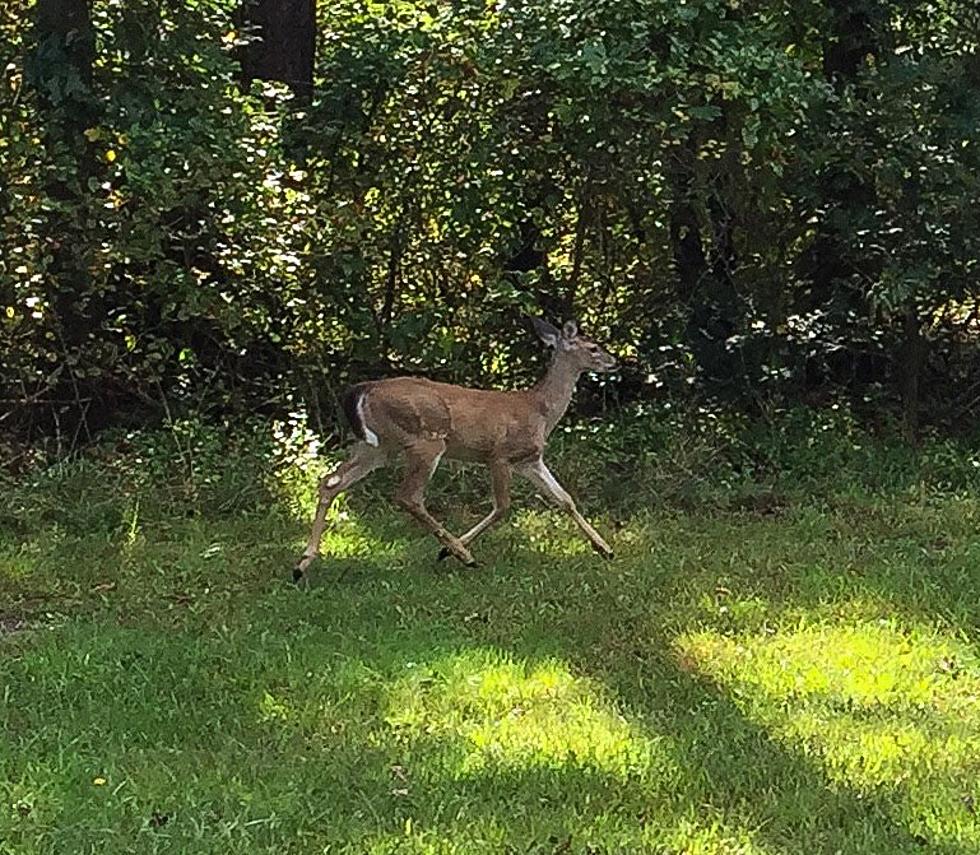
531, 352, 582, 436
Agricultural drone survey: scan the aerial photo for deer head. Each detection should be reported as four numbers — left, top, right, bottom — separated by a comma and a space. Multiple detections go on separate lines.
531, 318, 618, 374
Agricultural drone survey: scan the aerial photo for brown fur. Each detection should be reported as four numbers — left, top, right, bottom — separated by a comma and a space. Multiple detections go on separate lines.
358, 378, 546, 463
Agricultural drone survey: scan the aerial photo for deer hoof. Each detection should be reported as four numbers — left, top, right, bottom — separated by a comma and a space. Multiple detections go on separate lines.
592, 542, 614, 560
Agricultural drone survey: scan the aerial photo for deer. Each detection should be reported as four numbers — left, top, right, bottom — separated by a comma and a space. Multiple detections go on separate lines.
293, 318, 618, 583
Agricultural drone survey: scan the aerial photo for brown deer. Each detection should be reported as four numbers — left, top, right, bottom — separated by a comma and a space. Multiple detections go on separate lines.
294, 319, 617, 582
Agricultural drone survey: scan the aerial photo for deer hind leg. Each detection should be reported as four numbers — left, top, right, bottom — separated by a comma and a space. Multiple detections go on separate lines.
518, 458, 614, 559
294, 441, 386, 582
437, 460, 511, 561
395, 439, 476, 567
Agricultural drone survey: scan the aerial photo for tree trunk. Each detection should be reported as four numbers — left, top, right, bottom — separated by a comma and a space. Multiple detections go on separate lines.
565, 195, 588, 318
29, 0, 94, 86
238, 0, 316, 100
24, 0, 101, 439
822, 0, 880, 87
798, 0, 884, 390
899, 304, 926, 442
503, 215, 562, 321
668, 141, 737, 382
26, 0, 96, 130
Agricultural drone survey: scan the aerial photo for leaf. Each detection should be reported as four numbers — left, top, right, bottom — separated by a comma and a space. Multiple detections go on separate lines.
688, 105, 722, 121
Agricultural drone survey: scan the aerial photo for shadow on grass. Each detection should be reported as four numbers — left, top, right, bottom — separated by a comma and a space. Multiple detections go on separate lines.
285, 489, 980, 852
314, 499, 980, 852
3, 489, 979, 853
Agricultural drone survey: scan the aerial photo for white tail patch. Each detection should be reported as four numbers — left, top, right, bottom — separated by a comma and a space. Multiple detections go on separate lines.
357, 395, 380, 447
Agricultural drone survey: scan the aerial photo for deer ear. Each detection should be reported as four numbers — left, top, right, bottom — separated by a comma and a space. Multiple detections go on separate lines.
531, 317, 561, 348
562, 320, 579, 339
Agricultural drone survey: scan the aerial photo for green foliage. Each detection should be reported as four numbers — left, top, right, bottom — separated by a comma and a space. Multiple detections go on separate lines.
6, 405, 980, 545
2, 0, 980, 438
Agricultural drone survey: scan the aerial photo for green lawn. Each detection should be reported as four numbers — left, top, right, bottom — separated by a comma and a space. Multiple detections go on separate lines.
2, 464, 980, 853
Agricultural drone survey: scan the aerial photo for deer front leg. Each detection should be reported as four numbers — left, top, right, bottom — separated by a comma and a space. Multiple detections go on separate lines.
294, 442, 385, 582
437, 460, 511, 561
396, 440, 477, 567
518, 458, 614, 559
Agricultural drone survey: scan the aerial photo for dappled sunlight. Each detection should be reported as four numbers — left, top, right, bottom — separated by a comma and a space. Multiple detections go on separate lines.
6, 477, 980, 851
347, 823, 511, 855
0, 522, 74, 582
314, 510, 408, 562
676, 622, 980, 847
645, 817, 783, 855
510, 509, 595, 558
678, 623, 980, 724
352, 817, 781, 855
265, 417, 334, 521
263, 418, 413, 563
0, 541, 48, 582
373, 648, 789, 852
267, 463, 323, 523
385, 649, 671, 779
257, 690, 292, 725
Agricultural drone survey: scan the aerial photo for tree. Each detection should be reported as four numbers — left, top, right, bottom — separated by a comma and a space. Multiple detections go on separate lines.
25, 0, 96, 129
18, 0, 101, 438
238, 0, 316, 100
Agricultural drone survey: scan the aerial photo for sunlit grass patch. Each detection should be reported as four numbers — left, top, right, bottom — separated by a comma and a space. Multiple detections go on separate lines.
348, 822, 511, 855
265, 421, 332, 520
314, 509, 407, 562
679, 622, 980, 721
385, 650, 668, 779
352, 816, 776, 855
677, 623, 980, 847
650, 817, 779, 855
510, 509, 596, 557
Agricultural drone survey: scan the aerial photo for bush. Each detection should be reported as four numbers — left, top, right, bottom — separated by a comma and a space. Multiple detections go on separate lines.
6, 405, 980, 547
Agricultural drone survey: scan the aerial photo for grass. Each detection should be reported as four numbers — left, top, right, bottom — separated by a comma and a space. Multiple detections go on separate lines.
2, 422, 980, 854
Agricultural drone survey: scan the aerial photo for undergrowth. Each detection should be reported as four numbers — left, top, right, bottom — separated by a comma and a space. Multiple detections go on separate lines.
3, 402, 979, 537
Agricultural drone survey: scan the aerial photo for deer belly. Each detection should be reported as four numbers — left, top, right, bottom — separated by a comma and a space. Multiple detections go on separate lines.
443, 440, 491, 463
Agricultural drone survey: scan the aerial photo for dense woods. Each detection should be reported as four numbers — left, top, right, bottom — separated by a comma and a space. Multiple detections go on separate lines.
2, 0, 979, 444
